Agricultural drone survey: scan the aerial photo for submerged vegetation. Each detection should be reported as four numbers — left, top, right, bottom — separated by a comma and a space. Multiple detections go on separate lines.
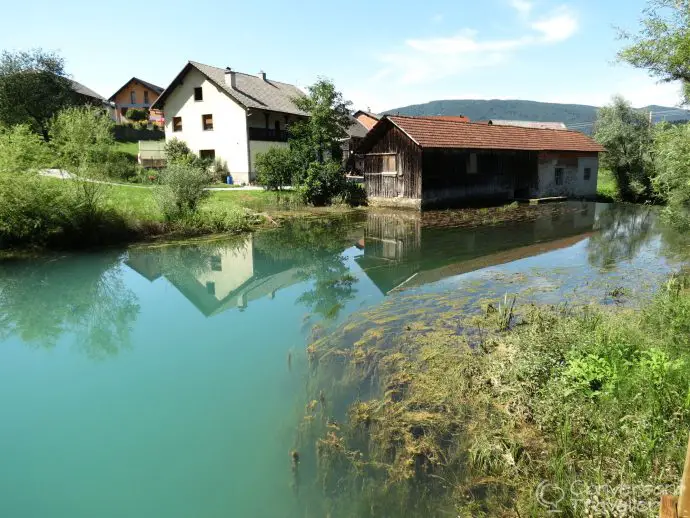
295, 273, 690, 517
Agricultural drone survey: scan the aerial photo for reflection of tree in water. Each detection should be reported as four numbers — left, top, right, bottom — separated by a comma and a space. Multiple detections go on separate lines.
588, 204, 655, 269
0, 253, 139, 358
254, 215, 362, 320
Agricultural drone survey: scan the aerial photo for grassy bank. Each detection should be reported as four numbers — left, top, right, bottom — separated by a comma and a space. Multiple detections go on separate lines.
597, 168, 618, 202
300, 275, 690, 517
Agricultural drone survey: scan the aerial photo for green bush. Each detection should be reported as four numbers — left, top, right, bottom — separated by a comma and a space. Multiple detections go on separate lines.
171, 207, 263, 234
653, 123, 690, 226
297, 160, 346, 206
337, 181, 367, 207
0, 124, 51, 174
256, 147, 296, 190
125, 108, 148, 122
164, 138, 193, 164
103, 150, 137, 181
157, 162, 212, 219
51, 106, 114, 171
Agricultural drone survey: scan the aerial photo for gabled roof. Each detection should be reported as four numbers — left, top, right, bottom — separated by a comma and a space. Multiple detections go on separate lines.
353, 110, 381, 130
70, 79, 105, 101
347, 116, 369, 138
151, 61, 308, 116
108, 77, 164, 101
359, 115, 605, 153
489, 120, 567, 130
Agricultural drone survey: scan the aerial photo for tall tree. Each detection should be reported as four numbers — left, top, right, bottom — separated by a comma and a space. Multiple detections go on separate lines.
618, 0, 690, 104
594, 96, 654, 202
0, 49, 77, 140
290, 78, 352, 165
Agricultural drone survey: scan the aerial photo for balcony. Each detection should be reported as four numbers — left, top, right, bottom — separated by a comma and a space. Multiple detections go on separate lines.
248, 127, 289, 142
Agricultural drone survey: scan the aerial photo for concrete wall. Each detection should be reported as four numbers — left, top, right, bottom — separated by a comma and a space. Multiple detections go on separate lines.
535, 152, 599, 198
249, 140, 290, 173
162, 68, 251, 184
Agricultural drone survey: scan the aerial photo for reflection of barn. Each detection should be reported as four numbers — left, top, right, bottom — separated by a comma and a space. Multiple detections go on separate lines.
356, 204, 597, 294
125, 235, 304, 316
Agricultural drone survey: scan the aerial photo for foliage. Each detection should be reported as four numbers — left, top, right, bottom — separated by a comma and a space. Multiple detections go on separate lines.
296, 160, 347, 206
255, 146, 297, 190
594, 96, 655, 202
156, 162, 212, 219
0, 49, 78, 140
336, 181, 367, 207
0, 123, 51, 174
653, 123, 690, 226
125, 108, 148, 122
290, 78, 353, 165
50, 106, 115, 170
618, 0, 690, 104
164, 138, 193, 163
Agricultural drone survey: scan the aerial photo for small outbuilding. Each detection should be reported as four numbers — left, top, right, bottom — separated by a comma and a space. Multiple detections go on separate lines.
357, 115, 605, 209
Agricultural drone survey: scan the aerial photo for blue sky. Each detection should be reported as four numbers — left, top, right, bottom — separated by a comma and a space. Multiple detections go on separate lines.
2, 0, 685, 112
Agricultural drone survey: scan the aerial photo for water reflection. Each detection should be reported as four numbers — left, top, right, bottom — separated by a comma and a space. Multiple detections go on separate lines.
0, 253, 139, 356
588, 203, 655, 268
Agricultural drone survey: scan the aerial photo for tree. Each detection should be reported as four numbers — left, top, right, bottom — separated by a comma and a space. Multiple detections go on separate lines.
51, 105, 115, 170
290, 78, 353, 166
0, 124, 51, 174
125, 108, 148, 122
652, 123, 690, 225
255, 147, 297, 191
594, 96, 654, 202
0, 49, 77, 140
618, 0, 690, 104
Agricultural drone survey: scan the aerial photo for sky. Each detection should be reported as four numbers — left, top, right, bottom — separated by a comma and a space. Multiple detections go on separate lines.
1, 0, 685, 113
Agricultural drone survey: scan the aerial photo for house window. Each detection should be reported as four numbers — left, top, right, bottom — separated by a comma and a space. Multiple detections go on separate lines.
468, 152, 478, 174
202, 114, 213, 131
199, 149, 216, 161
130, 91, 136, 104
144, 91, 149, 104
194, 87, 203, 101
555, 167, 564, 185
211, 256, 222, 272
173, 116, 182, 132
206, 281, 216, 296
274, 120, 280, 132
382, 154, 397, 173
584, 167, 592, 181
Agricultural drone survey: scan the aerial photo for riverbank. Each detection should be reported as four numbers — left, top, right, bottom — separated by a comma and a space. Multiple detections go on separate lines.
300, 273, 690, 517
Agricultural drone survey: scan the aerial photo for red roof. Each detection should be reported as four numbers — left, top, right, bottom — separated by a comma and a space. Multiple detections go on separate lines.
385, 115, 604, 152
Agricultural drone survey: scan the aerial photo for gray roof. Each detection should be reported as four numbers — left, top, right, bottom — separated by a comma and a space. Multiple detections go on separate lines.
108, 77, 164, 101
489, 120, 567, 130
347, 117, 369, 138
70, 79, 105, 101
153, 61, 308, 116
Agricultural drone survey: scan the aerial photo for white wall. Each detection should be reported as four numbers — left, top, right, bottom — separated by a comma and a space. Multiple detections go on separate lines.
249, 140, 290, 173
536, 155, 599, 198
163, 68, 251, 184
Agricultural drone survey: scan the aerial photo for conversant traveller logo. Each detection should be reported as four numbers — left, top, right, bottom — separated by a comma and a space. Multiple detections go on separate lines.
534, 480, 676, 515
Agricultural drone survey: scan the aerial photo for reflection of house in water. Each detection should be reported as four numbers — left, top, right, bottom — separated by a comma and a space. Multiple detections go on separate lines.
125, 235, 303, 316
356, 204, 597, 294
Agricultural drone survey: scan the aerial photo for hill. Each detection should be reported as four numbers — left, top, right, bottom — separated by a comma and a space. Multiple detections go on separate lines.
382, 100, 690, 131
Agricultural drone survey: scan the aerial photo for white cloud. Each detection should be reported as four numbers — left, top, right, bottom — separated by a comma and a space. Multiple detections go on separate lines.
510, 0, 533, 16
531, 6, 578, 42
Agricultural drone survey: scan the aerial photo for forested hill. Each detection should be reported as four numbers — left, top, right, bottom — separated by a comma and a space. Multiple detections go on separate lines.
382, 100, 690, 128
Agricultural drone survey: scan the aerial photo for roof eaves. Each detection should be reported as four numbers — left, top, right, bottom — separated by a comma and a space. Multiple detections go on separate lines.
386, 116, 422, 147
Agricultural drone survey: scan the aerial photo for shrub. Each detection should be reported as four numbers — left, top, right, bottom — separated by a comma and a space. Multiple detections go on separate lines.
125, 108, 148, 122
653, 123, 690, 226
337, 181, 367, 207
164, 138, 193, 164
171, 207, 263, 234
297, 160, 346, 206
103, 150, 137, 181
156, 162, 212, 219
51, 106, 114, 170
0, 124, 51, 174
256, 147, 297, 190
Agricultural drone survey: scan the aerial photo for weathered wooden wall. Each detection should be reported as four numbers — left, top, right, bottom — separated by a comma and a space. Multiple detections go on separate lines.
363, 122, 422, 202
421, 149, 539, 207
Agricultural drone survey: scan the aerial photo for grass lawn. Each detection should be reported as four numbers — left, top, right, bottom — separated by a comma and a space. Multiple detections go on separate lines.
597, 168, 618, 201
113, 141, 139, 158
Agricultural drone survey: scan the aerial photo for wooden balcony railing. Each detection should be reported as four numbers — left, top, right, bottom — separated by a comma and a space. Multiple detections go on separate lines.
248, 127, 289, 142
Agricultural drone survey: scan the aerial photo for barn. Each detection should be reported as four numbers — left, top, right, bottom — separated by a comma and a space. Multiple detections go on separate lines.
357, 115, 605, 209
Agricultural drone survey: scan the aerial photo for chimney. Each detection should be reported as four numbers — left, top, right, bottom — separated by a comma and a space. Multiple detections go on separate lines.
224, 67, 236, 89
258, 70, 267, 81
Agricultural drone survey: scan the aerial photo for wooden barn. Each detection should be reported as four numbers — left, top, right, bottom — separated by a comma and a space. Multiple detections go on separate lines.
357, 115, 605, 209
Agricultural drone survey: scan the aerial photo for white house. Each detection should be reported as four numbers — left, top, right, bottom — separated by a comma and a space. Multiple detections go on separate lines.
151, 61, 308, 184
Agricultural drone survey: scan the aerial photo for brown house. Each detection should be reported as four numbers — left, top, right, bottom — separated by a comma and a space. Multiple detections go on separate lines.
357, 115, 605, 209
109, 77, 164, 126
353, 110, 380, 130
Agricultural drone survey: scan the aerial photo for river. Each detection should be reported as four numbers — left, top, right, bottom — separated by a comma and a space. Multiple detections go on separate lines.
0, 202, 685, 517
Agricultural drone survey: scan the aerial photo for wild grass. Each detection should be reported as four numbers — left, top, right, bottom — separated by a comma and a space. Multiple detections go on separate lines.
301, 274, 690, 517
598, 168, 619, 202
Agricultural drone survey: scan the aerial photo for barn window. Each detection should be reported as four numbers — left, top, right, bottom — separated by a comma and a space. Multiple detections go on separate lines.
468, 153, 478, 174
555, 167, 564, 185
584, 167, 592, 181
194, 87, 203, 101
202, 114, 214, 131
173, 116, 182, 132
382, 154, 397, 174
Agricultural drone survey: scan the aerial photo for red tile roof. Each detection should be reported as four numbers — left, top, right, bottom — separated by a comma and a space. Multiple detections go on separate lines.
386, 115, 604, 152
418, 115, 470, 122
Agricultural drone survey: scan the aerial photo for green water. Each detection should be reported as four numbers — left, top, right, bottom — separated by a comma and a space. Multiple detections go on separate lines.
0, 202, 686, 517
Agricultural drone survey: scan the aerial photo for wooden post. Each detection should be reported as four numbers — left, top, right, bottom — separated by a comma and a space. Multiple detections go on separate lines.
679, 434, 690, 518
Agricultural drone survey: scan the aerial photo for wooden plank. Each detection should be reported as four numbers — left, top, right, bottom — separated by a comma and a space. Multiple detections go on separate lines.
679, 434, 690, 518
661, 495, 679, 518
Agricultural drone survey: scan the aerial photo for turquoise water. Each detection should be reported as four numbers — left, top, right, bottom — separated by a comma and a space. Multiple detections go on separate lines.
0, 202, 685, 517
